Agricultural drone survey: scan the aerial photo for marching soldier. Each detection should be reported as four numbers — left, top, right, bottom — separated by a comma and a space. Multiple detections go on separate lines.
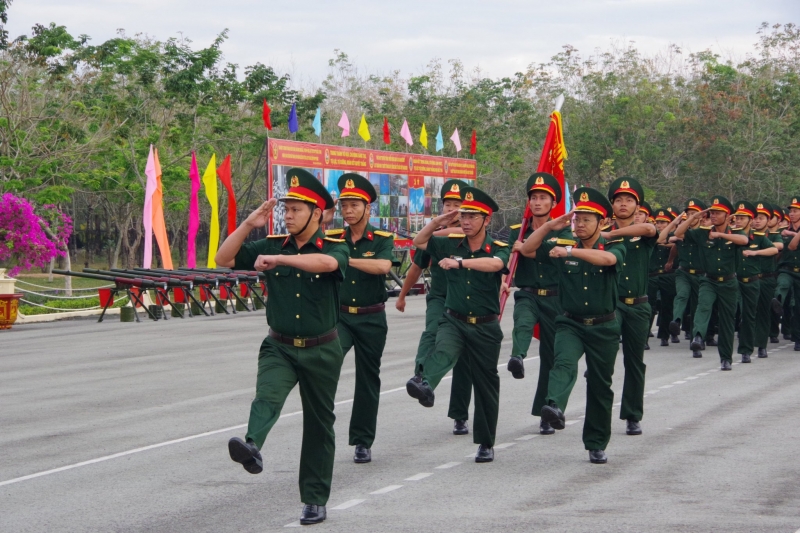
216, 169, 349, 525
732, 201, 777, 363
753, 202, 783, 356
603, 177, 656, 437
674, 196, 748, 370
768, 205, 786, 343
772, 197, 800, 351
396, 179, 473, 436
502, 172, 571, 435
648, 207, 678, 346
326, 174, 394, 464
666, 199, 707, 357
522, 187, 625, 464
407, 187, 510, 463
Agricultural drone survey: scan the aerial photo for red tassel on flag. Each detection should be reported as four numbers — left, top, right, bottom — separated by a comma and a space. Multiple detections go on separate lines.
470, 129, 477, 155
383, 117, 391, 145
262, 99, 272, 130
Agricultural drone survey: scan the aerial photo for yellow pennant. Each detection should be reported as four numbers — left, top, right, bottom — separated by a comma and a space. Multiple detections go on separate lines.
202, 154, 219, 268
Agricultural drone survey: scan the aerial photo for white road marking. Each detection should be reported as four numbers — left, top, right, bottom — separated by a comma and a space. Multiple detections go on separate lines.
660, 385, 674, 389
370, 485, 403, 495
404, 473, 432, 481
284, 521, 301, 527
565, 420, 579, 426
494, 443, 515, 449
684, 377, 698, 380
673, 381, 687, 384
515, 435, 537, 441
331, 499, 366, 510
646, 390, 660, 394
435, 462, 462, 469
696, 373, 709, 376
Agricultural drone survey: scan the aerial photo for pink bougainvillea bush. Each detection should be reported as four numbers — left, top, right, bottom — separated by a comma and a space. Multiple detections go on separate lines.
0, 193, 72, 277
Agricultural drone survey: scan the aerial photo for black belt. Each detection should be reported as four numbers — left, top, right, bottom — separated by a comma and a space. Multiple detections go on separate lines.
706, 273, 737, 282
761, 271, 778, 278
779, 267, 800, 273
269, 328, 339, 348
649, 269, 667, 277
340, 303, 385, 315
564, 311, 617, 326
678, 266, 704, 275
739, 274, 762, 284
520, 287, 559, 297
446, 308, 498, 324
619, 295, 649, 305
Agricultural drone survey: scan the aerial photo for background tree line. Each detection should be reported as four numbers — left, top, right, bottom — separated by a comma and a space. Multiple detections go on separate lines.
0, 11, 797, 270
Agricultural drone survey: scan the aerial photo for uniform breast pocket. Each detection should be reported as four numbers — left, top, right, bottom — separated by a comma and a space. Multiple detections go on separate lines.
561, 260, 581, 275
272, 265, 292, 278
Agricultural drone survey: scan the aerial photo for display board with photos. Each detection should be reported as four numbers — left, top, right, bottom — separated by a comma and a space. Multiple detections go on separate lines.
267, 139, 477, 246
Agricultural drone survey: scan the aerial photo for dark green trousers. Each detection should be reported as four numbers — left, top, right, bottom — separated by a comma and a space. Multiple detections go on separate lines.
648, 274, 676, 339
757, 275, 777, 348
423, 312, 503, 447
339, 311, 387, 449
617, 301, 651, 422
736, 279, 760, 355
246, 335, 344, 505
693, 278, 738, 362
775, 272, 800, 341
413, 295, 473, 421
546, 315, 620, 451
511, 290, 562, 416
673, 269, 700, 334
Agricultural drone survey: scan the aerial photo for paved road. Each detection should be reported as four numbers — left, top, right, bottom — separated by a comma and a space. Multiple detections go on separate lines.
2, 295, 800, 532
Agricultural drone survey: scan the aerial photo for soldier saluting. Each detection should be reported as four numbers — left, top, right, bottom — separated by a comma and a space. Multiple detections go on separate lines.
326, 173, 394, 464
216, 169, 349, 525
407, 187, 510, 463
522, 187, 626, 464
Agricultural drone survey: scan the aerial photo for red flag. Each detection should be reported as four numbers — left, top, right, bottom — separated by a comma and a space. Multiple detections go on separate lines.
383, 117, 390, 145
470, 129, 477, 155
522, 111, 567, 219
216, 155, 238, 236
262, 99, 272, 130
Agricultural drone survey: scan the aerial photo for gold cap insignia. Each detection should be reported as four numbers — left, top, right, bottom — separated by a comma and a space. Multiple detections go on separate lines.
451, 184, 460, 193
739, 203, 745, 209
689, 200, 695, 206
345, 179, 355, 189
621, 180, 630, 189
659, 211, 665, 216
535, 176, 544, 185
713, 198, 719, 205
580, 192, 589, 202
465, 192, 474, 201
758, 203, 764, 209
290, 176, 299, 187
794, 198, 798, 204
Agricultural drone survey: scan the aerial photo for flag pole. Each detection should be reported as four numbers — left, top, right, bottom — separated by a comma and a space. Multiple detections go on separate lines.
499, 94, 565, 320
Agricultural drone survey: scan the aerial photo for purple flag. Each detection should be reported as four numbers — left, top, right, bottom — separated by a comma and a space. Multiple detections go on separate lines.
187, 151, 201, 268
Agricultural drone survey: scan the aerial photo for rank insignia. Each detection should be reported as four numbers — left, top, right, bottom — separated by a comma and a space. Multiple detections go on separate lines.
362, 251, 375, 257
484, 244, 491, 253
315, 237, 323, 248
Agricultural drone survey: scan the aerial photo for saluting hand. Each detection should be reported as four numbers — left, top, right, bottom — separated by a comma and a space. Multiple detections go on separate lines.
244, 199, 277, 229
550, 209, 575, 231
432, 210, 459, 228
254, 255, 280, 271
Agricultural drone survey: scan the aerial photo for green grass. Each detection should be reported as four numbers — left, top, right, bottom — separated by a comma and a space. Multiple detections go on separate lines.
19, 296, 127, 316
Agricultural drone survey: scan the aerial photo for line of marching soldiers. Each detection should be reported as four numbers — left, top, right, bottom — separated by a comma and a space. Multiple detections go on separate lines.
212, 167, 800, 525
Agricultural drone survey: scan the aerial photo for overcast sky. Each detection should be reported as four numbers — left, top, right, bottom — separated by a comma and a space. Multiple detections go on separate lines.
7, 1, 798, 89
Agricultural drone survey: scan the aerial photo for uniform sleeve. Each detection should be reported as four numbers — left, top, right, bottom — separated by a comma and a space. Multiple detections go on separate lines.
770, 233, 783, 244
732, 229, 748, 247
507, 227, 520, 246
413, 248, 431, 268
374, 236, 395, 261
685, 228, 703, 246
606, 241, 626, 272
326, 241, 350, 281
426, 235, 451, 262
760, 235, 776, 250
538, 239, 556, 256
494, 244, 511, 268
644, 229, 658, 249
233, 239, 272, 271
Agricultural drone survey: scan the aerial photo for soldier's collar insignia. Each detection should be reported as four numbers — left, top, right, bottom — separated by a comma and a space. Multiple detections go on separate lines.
366, 231, 373, 241
291, 176, 299, 187
484, 243, 491, 253
315, 237, 323, 249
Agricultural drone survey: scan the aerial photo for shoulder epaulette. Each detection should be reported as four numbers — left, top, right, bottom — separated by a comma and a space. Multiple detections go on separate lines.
448, 233, 466, 238
325, 228, 345, 235
753, 231, 765, 236
267, 234, 289, 238
699, 225, 713, 230
323, 237, 345, 243
606, 238, 625, 244
493, 240, 509, 247
556, 238, 577, 246
509, 223, 522, 230
601, 224, 612, 231
373, 230, 394, 238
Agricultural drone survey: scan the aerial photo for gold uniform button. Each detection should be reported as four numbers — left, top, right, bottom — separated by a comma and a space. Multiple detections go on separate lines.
353, 298, 356, 302
467, 296, 470, 299
316, 275, 319, 278
352, 280, 356, 284
584, 287, 588, 290
297, 273, 300, 277
296, 294, 300, 297
296, 315, 300, 319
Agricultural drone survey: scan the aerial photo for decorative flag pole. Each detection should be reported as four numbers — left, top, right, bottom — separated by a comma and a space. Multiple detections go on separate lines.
338, 111, 350, 145
450, 128, 462, 158
400, 119, 413, 151
142, 145, 157, 268
187, 151, 201, 269
312, 107, 322, 142
420, 123, 428, 152
499, 94, 566, 320
383, 117, 391, 149
288, 102, 299, 138
202, 154, 220, 268
358, 113, 371, 147
151, 148, 173, 269
470, 129, 477, 159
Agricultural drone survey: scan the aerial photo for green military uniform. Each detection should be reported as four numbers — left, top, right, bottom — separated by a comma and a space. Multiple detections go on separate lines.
768, 205, 785, 342
670, 199, 707, 345
231, 169, 349, 507
733, 201, 775, 361
507, 172, 572, 423
607, 177, 655, 425
773, 197, 800, 347
540, 187, 626, 455
414, 188, 510, 449
648, 208, 677, 342
754, 202, 781, 354
687, 196, 746, 366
